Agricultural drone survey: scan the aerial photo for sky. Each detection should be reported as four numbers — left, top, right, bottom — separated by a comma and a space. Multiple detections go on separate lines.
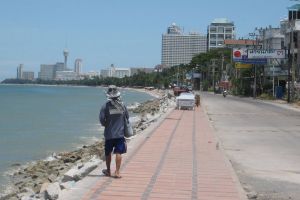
0, 0, 294, 81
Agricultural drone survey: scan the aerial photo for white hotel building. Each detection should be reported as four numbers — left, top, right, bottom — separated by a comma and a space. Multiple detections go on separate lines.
161, 23, 207, 68
207, 18, 236, 50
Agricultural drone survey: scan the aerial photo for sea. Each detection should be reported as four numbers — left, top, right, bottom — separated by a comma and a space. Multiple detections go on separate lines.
0, 84, 154, 194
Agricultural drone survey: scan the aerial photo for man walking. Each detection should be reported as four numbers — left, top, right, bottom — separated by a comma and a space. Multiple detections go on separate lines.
99, 85, 129, 178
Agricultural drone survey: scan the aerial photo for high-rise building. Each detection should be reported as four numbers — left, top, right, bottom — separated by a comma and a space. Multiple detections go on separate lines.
161, 23, 207, 68
74, 59, 82, 74
63, 49, 69, 70
100, 64, 130, 78
17, 64, 23, 79
22, 71, 34, 80
39, 62, 65, 80
130, 67, 154, 75
207, 18, 235, 50
39, 64, 56, 80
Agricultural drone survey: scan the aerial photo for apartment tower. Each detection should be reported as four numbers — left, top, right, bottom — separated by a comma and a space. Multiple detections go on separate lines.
207, 18, 235, 50
161, 23, 207, 68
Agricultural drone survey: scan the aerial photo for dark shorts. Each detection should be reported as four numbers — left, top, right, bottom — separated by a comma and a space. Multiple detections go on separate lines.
105, 137, 127, 156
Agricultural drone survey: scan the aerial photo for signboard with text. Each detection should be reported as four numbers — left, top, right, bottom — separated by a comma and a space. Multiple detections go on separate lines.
235, 63, 252, 69
247, 49, 286, 59
233, 48, 267, 64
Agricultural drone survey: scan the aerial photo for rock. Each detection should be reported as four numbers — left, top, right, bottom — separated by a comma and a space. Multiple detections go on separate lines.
247, 191, 258, 199
61, 157, 101, 182
39, 182, 49, 194
21, 194, 34, 200
61, 168, 78, 182
59, 181, 75, 190
0, 193, 18, 200
44, 182, 61, 200
77, 158, 100, 178
48, 174, 57, 183
10, 163, 21, 167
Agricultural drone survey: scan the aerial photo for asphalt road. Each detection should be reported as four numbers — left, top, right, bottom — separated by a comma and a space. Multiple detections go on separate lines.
200, 92, 300, 200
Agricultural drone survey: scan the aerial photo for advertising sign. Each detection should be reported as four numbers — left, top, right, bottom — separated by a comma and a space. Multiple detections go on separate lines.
233, 48, 267, 64
235, 63, 252, 69
233, 48, 247, 60
264, 66, 288, 76
238, 59, 267, 64
193, 73, 201, 78
247, 49, 286, 59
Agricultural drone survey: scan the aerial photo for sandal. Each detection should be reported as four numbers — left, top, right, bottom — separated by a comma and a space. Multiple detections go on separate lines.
102, 169, 111, 177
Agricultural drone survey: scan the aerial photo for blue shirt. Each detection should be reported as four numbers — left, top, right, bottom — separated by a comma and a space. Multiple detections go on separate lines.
99, 100, 129, 140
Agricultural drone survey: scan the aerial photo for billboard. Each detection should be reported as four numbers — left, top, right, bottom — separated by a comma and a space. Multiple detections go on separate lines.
233, 48, 247, 60
247, 49, 286, 59
233, 48, 267, 64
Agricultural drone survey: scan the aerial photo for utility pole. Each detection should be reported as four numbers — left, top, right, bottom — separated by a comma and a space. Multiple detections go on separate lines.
221, 52, 225, 81
249, 30, 260, 99
211, 59, 217, 93
253, 64, 257, 98
176, 65, 179, 86
288, 39, 291, 103
272, 64, 275, 97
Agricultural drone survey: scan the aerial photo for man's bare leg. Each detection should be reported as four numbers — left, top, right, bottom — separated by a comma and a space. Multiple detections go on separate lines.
115, 153, 122, 178
104, 153, 111, 176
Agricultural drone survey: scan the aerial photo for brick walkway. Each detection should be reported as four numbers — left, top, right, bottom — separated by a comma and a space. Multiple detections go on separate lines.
75, 107, 246, 200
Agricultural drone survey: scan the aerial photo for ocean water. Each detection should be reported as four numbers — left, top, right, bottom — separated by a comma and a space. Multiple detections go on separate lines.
0, 84, 153, 193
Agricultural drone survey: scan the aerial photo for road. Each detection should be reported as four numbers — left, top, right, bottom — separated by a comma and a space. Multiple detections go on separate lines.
200, 92, 300, 200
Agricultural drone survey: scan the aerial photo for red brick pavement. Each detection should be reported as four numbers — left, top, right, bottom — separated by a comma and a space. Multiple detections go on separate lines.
81, 107, 246, 200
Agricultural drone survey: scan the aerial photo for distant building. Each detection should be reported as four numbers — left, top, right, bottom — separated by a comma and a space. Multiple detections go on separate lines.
55, 71, 78, 81
207, 18, 235, 50
17, 64, 35, 80
81, 71, 100, 79
22, 71, 34, 80
55, 62, 65, 72
39, 64, 56, 80
114, 68, 130, 78
100, 69, 109, 78
161, 23, 207, 68
39, 62, 65, 80
100, 64, 131, 78
63, 49, 69, 69
74, 59, 82, 74
17, 64, 23, 79
258, 26, 284, 50
130, 67, 154, 75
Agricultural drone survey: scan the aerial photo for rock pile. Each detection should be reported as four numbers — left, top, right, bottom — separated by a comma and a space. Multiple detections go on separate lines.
1, 142, 104, 200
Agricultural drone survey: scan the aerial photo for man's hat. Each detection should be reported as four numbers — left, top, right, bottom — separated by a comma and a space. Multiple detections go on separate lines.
106, 85, 121, 98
